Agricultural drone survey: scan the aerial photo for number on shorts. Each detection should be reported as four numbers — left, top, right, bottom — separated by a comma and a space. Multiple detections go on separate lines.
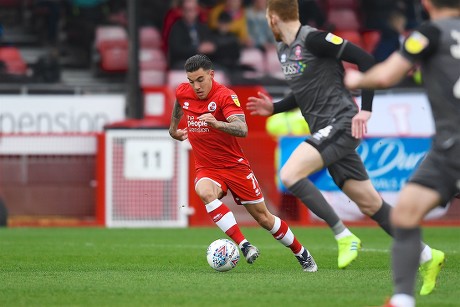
246, 172, 257, 190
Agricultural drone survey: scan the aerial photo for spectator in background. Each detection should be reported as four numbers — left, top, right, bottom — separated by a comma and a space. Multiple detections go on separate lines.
161, 0, 208, 54
167, 0, 215, 69
373, 10, 407, 62
208, 0, 252, 47
211, 11, 241, 72
246, 0, 275, 52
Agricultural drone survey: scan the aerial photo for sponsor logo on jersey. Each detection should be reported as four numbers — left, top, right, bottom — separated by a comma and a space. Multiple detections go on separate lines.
325, 33, 343, 45
208, 101, 217, 112
231, 95, 240, 107
282, 61, 306, 76
187, 115, 209, 133
404, 31, 428, 54
183, 101, 189, 109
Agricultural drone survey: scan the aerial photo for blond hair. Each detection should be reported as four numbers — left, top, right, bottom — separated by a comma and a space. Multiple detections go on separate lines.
267, 0, 299, 22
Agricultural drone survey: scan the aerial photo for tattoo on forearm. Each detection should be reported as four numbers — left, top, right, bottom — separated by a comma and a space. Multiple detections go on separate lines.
172, 101, 183, 120
220, 114, 248, 137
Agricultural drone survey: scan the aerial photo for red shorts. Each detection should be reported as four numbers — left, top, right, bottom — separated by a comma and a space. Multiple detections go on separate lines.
195, 165, 264, 205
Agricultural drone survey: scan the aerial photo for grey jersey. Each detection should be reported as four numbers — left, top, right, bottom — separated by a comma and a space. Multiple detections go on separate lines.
400, 18, 460, 149
276, 26, 358, 132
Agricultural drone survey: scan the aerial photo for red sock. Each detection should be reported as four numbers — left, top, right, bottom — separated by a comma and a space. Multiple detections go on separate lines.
271, 217, 303, 254
206, 199, 245, 245
225, 224, 245, 245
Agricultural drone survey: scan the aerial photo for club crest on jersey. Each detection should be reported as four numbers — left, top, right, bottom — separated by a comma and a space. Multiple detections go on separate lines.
183, 102, 189, 109
231, 94, 240, 107
404, 31, 428, 54
325, 33, 343, 45
294, 45, 302, 59
208, 101, 217, 112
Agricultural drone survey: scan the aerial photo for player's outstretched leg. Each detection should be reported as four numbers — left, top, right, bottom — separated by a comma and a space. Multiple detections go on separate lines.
337, 233, 362, 269
419, 248, 445, 295
269, 216, 317, 272
206, 199, 260, 264
371, 200, 445, 293
288, 178, 359, 269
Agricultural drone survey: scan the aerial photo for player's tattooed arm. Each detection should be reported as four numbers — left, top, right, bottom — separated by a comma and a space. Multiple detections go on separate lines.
169, 101, 183, 132
198, 113, 248, 137
171, 100, 183, 120
222, 114, 248, 137
169, 101, 188, 141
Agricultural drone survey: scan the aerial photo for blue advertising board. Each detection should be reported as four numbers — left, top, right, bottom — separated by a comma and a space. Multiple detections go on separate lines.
278, 136, 431, 192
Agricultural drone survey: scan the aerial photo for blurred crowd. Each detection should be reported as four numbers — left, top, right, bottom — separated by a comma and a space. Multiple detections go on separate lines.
156, 0, 427, 66
0, 0, 428, 86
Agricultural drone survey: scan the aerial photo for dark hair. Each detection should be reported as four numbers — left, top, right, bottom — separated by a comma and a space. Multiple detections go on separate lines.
430, 0, 460, 8
184, 54, 213, 72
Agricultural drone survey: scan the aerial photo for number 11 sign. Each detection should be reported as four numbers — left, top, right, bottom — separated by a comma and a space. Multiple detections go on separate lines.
123, 139, 174, 180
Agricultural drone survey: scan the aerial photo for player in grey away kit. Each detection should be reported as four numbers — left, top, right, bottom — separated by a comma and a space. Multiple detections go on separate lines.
247, 0, 443, 292
345, 0, 459, 306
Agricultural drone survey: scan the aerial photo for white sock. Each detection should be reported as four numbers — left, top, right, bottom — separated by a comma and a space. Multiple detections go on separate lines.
335, 228, 353, 240
238, 239, 248, 249
295, 246, 305, 257
419, 245, 432, 264
390, 294, 415, 307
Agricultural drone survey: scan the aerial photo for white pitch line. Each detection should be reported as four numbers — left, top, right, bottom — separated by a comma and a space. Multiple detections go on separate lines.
138, 243, 460, 255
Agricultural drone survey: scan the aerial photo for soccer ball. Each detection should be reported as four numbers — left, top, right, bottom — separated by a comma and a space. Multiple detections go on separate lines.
206, 239, 240, 272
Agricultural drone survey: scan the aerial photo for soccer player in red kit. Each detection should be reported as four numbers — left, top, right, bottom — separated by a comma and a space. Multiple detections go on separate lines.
169, 54, 317, 272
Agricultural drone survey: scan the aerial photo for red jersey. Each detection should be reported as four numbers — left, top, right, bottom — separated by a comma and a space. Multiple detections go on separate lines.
175, 81, 250, 170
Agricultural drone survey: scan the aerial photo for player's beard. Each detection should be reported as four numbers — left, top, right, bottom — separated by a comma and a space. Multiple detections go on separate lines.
270, 24, 282, 42
273, 31, 282, 42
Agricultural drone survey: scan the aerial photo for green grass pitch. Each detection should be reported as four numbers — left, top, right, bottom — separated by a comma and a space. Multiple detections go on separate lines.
0, 227, 458, 306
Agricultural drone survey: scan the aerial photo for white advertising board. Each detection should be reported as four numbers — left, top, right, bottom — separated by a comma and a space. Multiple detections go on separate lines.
0, 95, 126, 133
356, 92, 435, 137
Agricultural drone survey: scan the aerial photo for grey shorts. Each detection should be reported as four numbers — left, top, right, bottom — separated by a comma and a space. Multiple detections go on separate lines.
306, 120, 369, 188
409, 146, 460, 206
